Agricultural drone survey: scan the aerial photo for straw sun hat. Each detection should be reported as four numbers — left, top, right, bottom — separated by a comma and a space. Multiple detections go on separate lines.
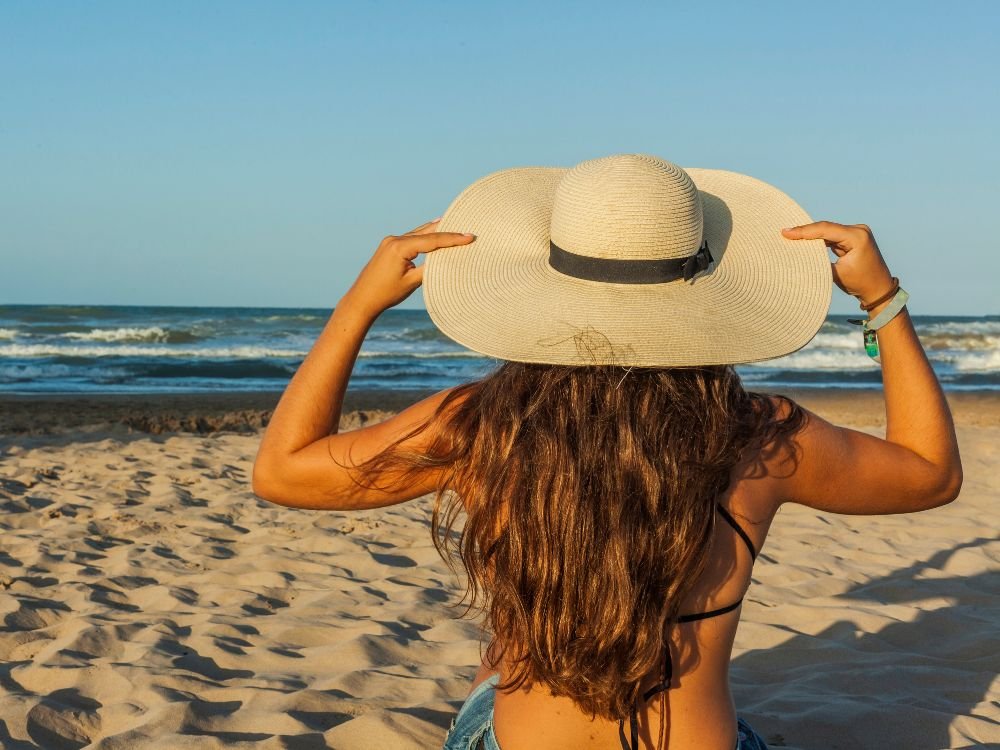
423, 153, 831, 367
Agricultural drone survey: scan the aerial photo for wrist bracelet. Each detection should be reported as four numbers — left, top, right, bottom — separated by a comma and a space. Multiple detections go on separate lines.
859, 276, 899, 312
847, 286, 909, 362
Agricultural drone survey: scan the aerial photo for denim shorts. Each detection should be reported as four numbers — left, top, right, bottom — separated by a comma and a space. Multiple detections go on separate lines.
442, 674, 770, 750
442, 674, 502, 750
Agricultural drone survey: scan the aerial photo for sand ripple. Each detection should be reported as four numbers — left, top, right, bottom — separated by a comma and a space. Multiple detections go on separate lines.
0, 431, 482, 749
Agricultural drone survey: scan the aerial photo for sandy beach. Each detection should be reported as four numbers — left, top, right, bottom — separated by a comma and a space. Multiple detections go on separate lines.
0, 389, 997, 749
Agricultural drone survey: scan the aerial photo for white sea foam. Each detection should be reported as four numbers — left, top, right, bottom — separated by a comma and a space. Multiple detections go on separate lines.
767, 345, 1000, 373
806, 332, 860, 350
0, 363, 131, 381
0, 328, 18, 341
922, 334, 1000, 351
64, 327, 171, 343
816, 328, 1000, 352
357, 350, 483, 359
922, 320, 1000, 336
0, 343, 489, 360
749, 349, 880, 371
948, 350, 1000, 372
0, 344, 308, 359
253, 314, 326, 323
0, 363, 73, 379
757, 336, 999, 373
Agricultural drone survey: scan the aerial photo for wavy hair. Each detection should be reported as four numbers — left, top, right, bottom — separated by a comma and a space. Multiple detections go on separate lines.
344, 360, 804, 721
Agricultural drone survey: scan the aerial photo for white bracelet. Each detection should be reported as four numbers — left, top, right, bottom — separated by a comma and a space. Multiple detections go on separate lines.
866, 287, 910, 331
848, 287, 909, 361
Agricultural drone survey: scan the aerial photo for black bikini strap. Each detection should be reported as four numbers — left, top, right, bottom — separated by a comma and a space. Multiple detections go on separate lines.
620, 641, 673, 749
642, 637, 674, 702
619, 709, 640, 750
675, 597, 744, 623
715, 503, 757, 560
616, 508, 754, 750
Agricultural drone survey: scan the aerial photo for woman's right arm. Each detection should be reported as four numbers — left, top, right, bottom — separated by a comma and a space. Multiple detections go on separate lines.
774, 221, 963, 514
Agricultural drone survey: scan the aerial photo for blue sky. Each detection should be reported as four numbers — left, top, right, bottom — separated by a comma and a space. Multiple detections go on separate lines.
1, 1, 997, 315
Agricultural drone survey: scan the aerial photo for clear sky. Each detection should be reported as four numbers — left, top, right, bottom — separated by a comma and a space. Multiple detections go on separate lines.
2, 1, 997, 315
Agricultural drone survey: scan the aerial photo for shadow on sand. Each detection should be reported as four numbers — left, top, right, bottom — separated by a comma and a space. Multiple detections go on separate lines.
732, 537, 1000, 749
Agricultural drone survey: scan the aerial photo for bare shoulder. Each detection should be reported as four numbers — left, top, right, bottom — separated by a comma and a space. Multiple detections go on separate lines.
722, 394, 807, 536
745, 394, 840, 507
757, 394, 960, 516
352, 382, 475, 453
741, 393, 808, 480
253, 384, 477, 511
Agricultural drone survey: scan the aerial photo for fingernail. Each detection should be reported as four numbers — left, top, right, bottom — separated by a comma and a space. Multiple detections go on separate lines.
463, 233, 476, 239
431, 216, 442, 222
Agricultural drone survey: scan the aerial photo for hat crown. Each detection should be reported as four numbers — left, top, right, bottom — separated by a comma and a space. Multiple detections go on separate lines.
549, 154, 704, 262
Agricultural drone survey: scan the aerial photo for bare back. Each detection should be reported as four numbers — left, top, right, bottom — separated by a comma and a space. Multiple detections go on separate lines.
479, 432, 789, 750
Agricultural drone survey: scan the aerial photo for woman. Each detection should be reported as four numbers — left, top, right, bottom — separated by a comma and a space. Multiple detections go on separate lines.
252, 155, 962, 750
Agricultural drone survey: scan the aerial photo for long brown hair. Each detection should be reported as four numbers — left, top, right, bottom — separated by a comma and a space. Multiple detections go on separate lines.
344, 361, 803, 721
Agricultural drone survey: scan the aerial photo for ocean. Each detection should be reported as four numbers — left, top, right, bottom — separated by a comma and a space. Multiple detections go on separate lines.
0, 305, 997, 394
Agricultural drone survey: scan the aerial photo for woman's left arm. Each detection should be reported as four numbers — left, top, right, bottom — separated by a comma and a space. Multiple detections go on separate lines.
252, 219, 475, 510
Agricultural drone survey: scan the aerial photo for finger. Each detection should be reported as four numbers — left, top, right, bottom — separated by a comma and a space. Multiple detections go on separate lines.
781, 221, 855, 244
395, 231, 476, 260
830, 260, 847, 292
405, 263, 425, 287
404, 217, 443, 236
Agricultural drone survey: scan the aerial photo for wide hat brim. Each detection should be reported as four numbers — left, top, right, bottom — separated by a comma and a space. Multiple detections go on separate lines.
423, 164, 832, 367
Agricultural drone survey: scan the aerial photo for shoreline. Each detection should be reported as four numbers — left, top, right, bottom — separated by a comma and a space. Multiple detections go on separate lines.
0, 387, 998, 436
0, 389, 436, 436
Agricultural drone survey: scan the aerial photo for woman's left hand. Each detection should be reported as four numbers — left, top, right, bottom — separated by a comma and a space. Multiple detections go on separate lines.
342, 218, 476, 318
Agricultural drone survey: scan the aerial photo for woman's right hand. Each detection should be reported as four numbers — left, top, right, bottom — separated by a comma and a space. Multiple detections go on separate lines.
781, 221, 894, 308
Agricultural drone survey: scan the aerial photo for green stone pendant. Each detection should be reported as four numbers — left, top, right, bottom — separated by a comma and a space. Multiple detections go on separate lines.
848, 317, 881, 362
863, 327, 879, 359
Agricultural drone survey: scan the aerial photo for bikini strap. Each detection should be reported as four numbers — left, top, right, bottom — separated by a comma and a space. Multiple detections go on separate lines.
619, 710, 640, 750
642, 636, 674, 701
616, 506, 755, 750
675, 597, 743, 623
715, 503, 757, 560
620, 625, 678, 749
